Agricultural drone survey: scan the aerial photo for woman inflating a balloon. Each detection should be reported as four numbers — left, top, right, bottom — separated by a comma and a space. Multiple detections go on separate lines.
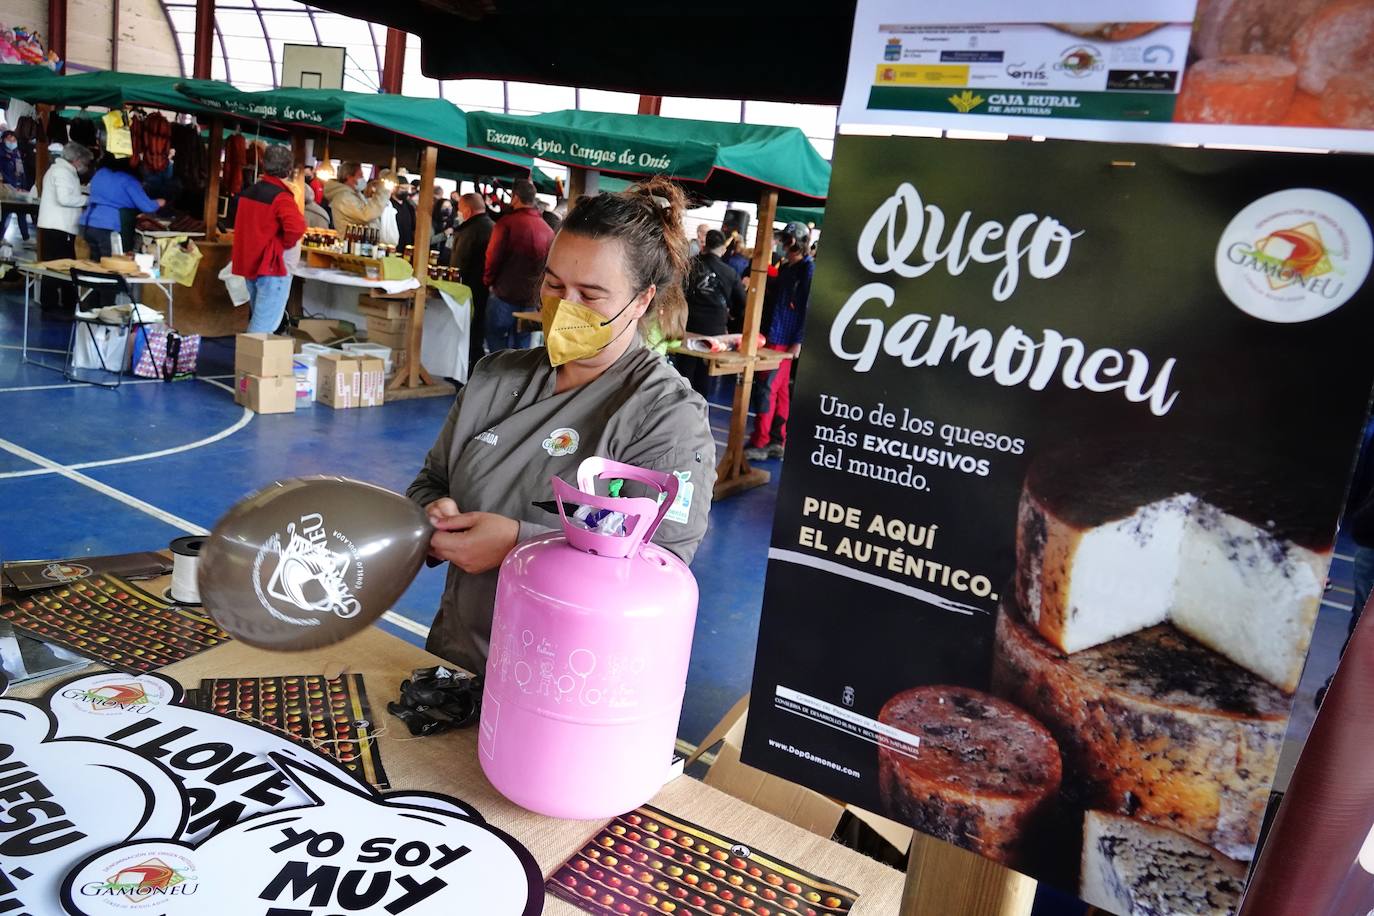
406, 179, 717, 673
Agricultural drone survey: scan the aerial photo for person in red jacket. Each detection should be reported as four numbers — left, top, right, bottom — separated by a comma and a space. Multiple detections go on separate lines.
232, 145, 305, 334
302, 163, 324, 205
483, 178, 553, 353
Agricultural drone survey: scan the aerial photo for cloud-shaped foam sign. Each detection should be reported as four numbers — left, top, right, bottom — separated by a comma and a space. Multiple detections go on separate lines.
46, 671, 365, 843
62, 752, 544, 916
0, 699, 185, 916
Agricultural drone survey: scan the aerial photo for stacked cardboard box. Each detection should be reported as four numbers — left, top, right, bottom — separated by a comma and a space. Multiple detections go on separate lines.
359, 295, 410, 366
234, 333, 296, 414
317, 351, 385, 409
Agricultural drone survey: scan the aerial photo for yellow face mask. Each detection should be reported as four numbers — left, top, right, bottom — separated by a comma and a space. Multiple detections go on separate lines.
540, 293, 637, 367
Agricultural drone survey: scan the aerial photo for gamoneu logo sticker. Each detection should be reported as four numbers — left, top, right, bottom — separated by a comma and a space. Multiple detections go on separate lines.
77, 852, 199, 908
1217, 188, 1373, 323
543, 427, 579, 456
252, 512, 363, 627
42, 561, 93, 582
57, 674, 173, 716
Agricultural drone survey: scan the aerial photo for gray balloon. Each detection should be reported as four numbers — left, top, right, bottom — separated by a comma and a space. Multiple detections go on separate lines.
199, 477, 433, 650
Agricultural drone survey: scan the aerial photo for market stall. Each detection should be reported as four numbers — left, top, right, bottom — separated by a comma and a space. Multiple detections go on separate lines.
465, 109, 831, 499
0, 66, 275, 338
177, 83, 546, 395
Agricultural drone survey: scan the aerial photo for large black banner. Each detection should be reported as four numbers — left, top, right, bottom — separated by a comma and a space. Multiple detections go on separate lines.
741, 135, 1374, 914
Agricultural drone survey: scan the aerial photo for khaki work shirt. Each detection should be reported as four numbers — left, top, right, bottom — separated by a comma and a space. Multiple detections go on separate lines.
407, 341, 717, 673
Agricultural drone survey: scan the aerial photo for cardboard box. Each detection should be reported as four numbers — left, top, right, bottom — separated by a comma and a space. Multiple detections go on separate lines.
364, 327, 409, 352
692, 695, 912, 856
235, 333, 295, 378
236, 374, 296, 414
317, 354, 385, 409
359, 356, 385, 407
291, 318, 354, 350
366, 314, 408, 335
317, 353, 358, 409
358, 295, 409, 319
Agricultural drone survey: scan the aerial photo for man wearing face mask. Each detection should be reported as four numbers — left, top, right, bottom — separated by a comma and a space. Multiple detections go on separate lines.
322, 161, 386, 231
393, 185, 416, 253
408, 178, 716, 673
0, 130, 32, 243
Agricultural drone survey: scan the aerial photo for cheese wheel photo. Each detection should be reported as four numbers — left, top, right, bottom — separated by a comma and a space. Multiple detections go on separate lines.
876, 685, 1062, 868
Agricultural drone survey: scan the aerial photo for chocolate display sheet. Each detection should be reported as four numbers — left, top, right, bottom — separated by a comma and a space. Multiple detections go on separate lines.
0, 573, 230, 673
548, 805, 858, 916
2, 551, 171, 591
739, 136, 1374, 914
197, 674, 390, 788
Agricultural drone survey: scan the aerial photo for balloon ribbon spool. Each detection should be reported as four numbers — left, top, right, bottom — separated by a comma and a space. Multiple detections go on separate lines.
169, 535, 205, 605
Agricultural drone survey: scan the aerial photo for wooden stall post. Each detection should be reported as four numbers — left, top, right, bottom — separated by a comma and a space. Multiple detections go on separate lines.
34, 104, 52, 259
202, 116, 223, 242
900, 834, 1036, 916
567, 166, 600, 209
713, 189, 777, 500
392, 143, 438, 390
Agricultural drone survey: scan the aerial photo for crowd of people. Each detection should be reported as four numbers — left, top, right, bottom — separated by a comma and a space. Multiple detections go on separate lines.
220, 145, 820, 464
7, 121, 814, 464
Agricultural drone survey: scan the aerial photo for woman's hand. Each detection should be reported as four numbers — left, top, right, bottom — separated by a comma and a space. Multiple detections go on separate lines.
429, 512, 521, 575
425, 497, 460, 526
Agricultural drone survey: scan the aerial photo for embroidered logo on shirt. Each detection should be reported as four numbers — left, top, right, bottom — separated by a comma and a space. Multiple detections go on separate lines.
476, 429, 499, 446
542, 427, 579, 457
657, 470, 695, 525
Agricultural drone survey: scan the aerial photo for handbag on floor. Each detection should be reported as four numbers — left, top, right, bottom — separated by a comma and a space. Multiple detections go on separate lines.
133, 325, 201, 380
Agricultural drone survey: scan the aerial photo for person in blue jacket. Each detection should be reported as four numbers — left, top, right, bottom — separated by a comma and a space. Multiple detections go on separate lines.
80, 153, 163, 258
0, 129, 31, 242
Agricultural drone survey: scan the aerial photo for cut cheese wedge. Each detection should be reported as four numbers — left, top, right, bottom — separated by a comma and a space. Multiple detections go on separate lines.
1081, 810, 1246, 916
1016, 444, 1330, 693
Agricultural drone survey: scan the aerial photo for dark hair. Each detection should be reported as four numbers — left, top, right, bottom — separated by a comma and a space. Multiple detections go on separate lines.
512, 178, 538, 205
561, 176, 689, 335
1, 130, 15, 141
704, 229, 726, 251
100, 152, 135, 173
263, 144, 294, 179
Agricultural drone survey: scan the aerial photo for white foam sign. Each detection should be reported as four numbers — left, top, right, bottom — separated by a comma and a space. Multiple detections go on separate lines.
61, 753, 543, 916
0, 699, 185, 915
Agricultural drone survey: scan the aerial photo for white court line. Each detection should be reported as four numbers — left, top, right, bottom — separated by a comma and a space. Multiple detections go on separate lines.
0, 378, 165, 393
0, 344, 67, 354
0, 408, 254, 478
0, 433, 430, 639
0, 373, 235, 394
0, 378, 251, 479
0, 436, 209, 532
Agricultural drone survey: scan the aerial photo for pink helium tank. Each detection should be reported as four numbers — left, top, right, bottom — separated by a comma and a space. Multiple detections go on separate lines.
479, 458, 699, 819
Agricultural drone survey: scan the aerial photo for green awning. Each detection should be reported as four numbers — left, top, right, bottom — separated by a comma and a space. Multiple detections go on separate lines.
0, 65, 226, 116
467, 109, 830, 205
776, 205, 824, 228
175, 83, 536, 181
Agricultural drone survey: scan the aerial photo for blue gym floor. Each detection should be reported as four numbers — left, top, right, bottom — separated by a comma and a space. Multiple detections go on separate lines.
0, 281, 778, 751
0, 280, 1361, 915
